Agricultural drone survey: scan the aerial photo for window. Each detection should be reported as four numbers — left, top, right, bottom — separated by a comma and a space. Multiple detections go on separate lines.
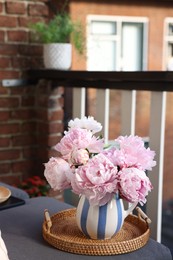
87, 15, 148, 71
164, 18, 173, 70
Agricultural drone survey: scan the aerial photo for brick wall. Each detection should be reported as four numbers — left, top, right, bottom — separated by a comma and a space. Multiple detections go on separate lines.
0, 1, 64, 185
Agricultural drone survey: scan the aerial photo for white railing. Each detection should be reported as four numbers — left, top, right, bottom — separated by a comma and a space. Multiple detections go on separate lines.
28, 70, 173, 242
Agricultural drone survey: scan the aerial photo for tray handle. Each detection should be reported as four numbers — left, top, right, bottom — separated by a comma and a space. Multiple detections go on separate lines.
44, 209, 52, 233
136, 206, 152, 224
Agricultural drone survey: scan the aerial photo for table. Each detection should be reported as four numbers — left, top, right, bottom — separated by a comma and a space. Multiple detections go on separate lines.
0, 197, 172, 260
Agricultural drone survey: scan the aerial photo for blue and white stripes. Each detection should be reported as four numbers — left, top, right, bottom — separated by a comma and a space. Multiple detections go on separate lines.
76, 195, 124, 240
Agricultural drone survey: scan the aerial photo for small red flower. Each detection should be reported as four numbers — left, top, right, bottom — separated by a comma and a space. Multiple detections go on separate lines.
18, 176, 50, 198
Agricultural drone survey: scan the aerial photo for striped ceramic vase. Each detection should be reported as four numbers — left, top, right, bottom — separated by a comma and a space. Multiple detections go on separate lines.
76, 194, 137, 240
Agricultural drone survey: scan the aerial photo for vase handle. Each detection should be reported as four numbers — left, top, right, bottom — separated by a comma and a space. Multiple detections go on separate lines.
124, 201, 138, 217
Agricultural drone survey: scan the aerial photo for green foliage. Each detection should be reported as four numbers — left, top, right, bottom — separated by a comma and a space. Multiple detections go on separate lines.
29, 13, 84, 54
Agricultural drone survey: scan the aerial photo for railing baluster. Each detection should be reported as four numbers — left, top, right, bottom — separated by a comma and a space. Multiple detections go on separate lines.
147, 91, 167, 242
121, 90, 136, 135
96, 89, 110, 143
72, 87, 86, 118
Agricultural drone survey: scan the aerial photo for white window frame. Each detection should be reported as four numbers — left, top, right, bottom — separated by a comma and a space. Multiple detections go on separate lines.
163, 18, 173, 70
86, 15, 149, 71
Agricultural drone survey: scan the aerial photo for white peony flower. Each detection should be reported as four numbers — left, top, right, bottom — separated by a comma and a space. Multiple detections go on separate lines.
68, 116, 102, 134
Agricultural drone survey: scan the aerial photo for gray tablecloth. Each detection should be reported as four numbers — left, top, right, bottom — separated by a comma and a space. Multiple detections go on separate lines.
0, 182, 29, 200
0, 197, 172, 260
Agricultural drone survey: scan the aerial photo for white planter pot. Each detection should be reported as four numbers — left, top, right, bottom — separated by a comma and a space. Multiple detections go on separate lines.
43, 43, 72, 70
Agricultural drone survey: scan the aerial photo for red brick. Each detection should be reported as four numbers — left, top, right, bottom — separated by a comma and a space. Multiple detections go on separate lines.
0, 175, 22, 186
12, 135, 36, 146
6, 2, 26, 15
12, 160, 33, 173
0, 97, 19, 108
0, 3, 3, 13
0, 86, 8, 95
21, 96, 35, 106
0, 44, 18, 55
10, 109, 34, 120
48, 109, 64, 121
37, 95, 48, 107
0, 31, 5, 42
28, 3, 49, 17
37, 123, 49, 134
0, 123, 20, 135
36, 134, 49, 146
23, 147, 39, 159
36, 109, 48, 121
29, 57, 43, 68
0, 163, 11, 174
11, 56, 31, 69
0, 137, 10, 147
7, 30, 28, 42
0, 57, 11, 68
48, 135, 61, 147
0, 16, 18, 27
17, 44, 42, 56
0, 111, 10, 121
49, 122, 63, 134
0, 70, 20, 80
37, 148, 48, 160
21, 122, 37, 133
9, 86, 33, 95
0, 149, 20, 160
19, 16, 46, 27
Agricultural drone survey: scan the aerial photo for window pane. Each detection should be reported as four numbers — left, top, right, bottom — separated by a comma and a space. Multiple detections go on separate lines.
168, 23, 173, 35
122, 22, 143, 71
168, 42, 173, 56
87, 39, 117, 71
91, 21, 117, 35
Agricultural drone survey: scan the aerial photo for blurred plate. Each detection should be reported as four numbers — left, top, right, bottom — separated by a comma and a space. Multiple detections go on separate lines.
0, 186, 11, 203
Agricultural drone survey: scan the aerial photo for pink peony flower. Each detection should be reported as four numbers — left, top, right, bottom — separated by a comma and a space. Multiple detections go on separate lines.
70, 148, 89, 165
118, 167, 153, 205
55, 128, 104, 161
71, 154, 119, 206
114, 135, 156, 171
68, 116, 102, 134
44, 157, 72, 191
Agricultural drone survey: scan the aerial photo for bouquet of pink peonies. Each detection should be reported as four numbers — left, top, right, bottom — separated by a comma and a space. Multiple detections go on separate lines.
44, 116, 156, 206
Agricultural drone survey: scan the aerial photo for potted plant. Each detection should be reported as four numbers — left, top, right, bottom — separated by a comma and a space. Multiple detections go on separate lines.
29, 12, 84, 70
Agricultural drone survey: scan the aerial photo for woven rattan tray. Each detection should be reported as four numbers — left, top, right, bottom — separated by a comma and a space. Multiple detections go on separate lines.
42, 207, 150, 255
